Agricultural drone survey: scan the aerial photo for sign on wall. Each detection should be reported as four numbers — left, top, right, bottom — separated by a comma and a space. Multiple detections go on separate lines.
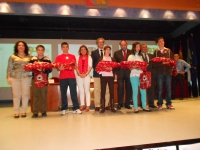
84, 0, 108, 9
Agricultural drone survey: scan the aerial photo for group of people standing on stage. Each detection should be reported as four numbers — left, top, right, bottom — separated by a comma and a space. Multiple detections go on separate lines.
7, 37, 191, 118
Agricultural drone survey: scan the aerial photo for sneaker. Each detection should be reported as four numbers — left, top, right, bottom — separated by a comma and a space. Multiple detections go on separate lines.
73, 109, 82, 114
157, 105, 162, 110
167, 105, 175, 110
61, 110, 66, 115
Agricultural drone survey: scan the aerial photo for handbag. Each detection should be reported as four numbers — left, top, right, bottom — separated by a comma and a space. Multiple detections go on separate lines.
139, 71, 151, 89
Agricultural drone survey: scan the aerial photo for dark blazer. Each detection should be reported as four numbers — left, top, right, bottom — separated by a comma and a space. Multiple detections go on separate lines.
147, 54, 155, 73
113, 49, 132, 78
152, 48, 174, 75
91, 49, 101, 77
141, 53, 155, 73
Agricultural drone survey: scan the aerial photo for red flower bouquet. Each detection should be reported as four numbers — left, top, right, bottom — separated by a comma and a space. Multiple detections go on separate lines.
52, 62, 75, 70
151, 57, 175, 66
24, 62, 53, 72
95, 61, 120, 73
120, 61, 148, 71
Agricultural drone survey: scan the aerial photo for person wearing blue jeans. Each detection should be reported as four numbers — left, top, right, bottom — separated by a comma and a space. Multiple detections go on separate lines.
153, 37, 175, 110
55, 42, 82, 115
60, 78, 80, 111
128, 42, 151, 113
157, 74, 172, 106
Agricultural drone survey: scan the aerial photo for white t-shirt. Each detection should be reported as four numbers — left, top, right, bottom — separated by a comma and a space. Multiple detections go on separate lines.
127, 54, 143, 77
100, 56, 113, 77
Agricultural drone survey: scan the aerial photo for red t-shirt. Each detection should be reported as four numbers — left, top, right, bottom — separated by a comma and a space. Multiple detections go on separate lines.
55, 53, 76, 79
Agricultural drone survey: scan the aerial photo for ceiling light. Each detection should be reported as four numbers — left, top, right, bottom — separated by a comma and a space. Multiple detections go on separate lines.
163, 10, 175, 19
29, 4, 44, 14
113, 8, 127, 17
86, 9, 100, 16
139, 9, 151, 18
58, 5, 72, 15
0, 2, 12, 13
186, 11, 197, 20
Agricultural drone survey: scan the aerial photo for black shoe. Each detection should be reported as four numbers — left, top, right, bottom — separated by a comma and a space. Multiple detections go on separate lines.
143, 108, 151, 112
95, 107, 100, 111
105, 106, 111, 110
149, 105, 157, 108
42, 113, 47, 117
111, 108, 116, 112
134, 109, 139, 113
117, 104, 123, 110
179, 98, 183, 100
125, 105, 132, 109
32, 114, 38, 118
99, 108, 105, 113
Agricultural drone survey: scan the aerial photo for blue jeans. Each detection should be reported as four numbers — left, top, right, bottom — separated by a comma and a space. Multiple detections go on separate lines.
60, 78, 79, 111
130, 76, 146, 109
156, 74, 172, 106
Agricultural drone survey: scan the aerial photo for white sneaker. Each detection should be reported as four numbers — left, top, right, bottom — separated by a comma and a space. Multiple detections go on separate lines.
73, 109, 82, 114
61, 110, 66, 115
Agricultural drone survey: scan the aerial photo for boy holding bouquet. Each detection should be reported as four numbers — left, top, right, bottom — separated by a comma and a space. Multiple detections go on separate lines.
55, 42, 81, 115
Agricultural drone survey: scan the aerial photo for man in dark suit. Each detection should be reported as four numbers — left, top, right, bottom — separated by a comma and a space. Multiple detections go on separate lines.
113, 40, 132, 110
91, 37, 110, 111
141, 44, 157, 108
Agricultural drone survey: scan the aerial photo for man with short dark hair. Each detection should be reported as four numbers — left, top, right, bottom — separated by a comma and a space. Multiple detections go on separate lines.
153, 37, 175, 110
172, 54, 191, 100
55, 42, 82, 115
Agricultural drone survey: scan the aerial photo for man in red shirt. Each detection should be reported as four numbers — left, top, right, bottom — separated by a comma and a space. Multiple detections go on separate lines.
55, 42, 81, 115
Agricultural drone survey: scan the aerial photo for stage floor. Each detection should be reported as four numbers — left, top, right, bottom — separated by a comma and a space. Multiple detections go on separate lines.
0, 98, 200, 150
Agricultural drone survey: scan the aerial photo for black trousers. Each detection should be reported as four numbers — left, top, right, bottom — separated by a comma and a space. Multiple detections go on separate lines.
117, 75, 132, 106
100, 76, 114, 101
147, 72, 155, 106
172, 74, 184, 98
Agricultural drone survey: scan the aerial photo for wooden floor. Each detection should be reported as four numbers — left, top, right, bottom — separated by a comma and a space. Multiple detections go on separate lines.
0, 98, 200, 150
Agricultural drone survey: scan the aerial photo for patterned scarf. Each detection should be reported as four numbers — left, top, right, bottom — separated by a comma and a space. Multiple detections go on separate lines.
78, 55, 88, 74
